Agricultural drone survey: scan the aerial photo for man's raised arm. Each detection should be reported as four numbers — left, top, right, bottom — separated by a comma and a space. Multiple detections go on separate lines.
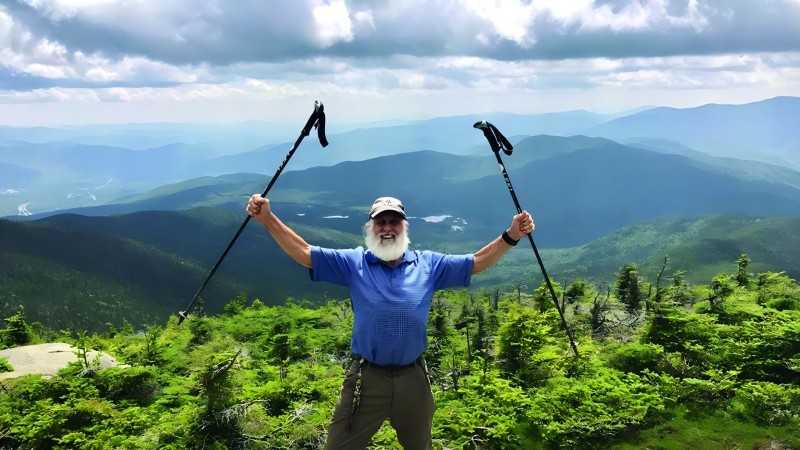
472, 211, 534, 274
246, 194, 312, 268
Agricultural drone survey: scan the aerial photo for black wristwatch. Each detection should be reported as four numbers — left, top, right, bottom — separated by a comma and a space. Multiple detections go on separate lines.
502, 230, 519, 246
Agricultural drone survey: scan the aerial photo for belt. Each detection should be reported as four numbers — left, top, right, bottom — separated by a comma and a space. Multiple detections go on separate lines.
351, 354, 422, 371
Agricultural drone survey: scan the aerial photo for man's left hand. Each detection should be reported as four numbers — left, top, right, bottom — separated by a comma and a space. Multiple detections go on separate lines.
507, 211, 534, 241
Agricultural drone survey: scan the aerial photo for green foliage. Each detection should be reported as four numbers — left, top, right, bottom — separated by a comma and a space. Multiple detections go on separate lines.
2, 305, 33, 347
138, 325, 163, 366
527, 369, 665, 449
0, 356, 12, 373
607, 342, 665, 374
223, 293, 248, 316
497, 305, 555, 386
433, 369, 531, 449
757, 271, 800, 308
0, 269, 798, 449
724, 309, 800, 383
730, 382, 800, 426
645, 305, 720, 375
709, 274, 736, 313
677, 370, 739, 407
736, 253, 751, 287
95, 367, 159, 405
665, 270, 693, 305
616, 264, 643, 315
532, 280, 563, 313
564, 279, 592, 304
188, 316, 212, 347
189, 351, 243, 449
426, 296, 452, 380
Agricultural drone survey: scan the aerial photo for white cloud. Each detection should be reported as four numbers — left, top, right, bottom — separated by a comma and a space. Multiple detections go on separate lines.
353, 10, 375, 30
462, 0, 538, 45
312, 0, 353, 47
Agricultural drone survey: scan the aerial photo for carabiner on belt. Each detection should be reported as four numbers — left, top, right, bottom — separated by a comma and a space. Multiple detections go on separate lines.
346, 357, 366, 432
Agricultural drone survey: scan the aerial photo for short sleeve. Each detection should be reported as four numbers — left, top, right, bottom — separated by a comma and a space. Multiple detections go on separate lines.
309, 246, 362, 286
428, 251, 474, 290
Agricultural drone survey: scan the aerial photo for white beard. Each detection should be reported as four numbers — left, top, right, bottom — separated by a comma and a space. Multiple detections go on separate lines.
364, 221, 410, 262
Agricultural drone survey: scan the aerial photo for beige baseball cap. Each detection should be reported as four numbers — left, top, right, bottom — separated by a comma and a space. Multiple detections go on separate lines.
369, 196, 406, 219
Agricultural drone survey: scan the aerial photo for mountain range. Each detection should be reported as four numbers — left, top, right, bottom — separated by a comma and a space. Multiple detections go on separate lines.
2, 97, 797, 217
589, 96, 800, 169
2, 96, 799, 330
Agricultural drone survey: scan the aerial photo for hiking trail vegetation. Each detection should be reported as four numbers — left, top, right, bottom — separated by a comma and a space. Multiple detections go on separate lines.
0, 254, 798, 449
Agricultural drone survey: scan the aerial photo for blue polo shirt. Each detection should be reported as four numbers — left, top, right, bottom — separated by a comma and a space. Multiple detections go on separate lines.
310, 246, 474, 365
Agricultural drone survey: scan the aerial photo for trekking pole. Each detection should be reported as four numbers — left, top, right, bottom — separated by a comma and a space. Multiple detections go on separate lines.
473, 121, 579, 357
176, 101, 329, 324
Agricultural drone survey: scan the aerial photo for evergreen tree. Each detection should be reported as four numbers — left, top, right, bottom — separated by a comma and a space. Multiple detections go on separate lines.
616, 264, 643, 315
709, 274, 735, 314
532, 280, 563, 313
565, 279, 590, 304
139, 325, 162, 366
2, 306, 32, 347
667, 270, 692, 305
497, 305, 552, 386
426, 296, 451, 378
736, 253, 751, 287
472, 302, 488, 361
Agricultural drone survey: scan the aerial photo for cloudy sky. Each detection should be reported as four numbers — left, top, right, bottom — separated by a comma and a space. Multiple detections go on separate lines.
1, 0, 799, 125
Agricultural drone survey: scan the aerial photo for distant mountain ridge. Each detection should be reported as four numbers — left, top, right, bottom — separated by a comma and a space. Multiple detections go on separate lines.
19, 136, 800, 249
2, 97, 796, 217
588, 96, 800, 169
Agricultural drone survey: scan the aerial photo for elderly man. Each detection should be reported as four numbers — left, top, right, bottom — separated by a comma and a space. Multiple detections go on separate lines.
246, 195, 534, 450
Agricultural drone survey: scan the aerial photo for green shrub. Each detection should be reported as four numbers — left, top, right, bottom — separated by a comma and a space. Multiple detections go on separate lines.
433, 370, 531, 449
188, 317, 212, 347
607, 342, 665, 374
497, 305, 556, 386
677, 370, 738, 407
527, 369, 665, 449
0, 357, 12, 373
2, 306, 33, 347
725, 311, 800, 383
767, 297, 800, 311
731, 381, 800, 426
645, 306, 720, 376
95, 367, 159, 405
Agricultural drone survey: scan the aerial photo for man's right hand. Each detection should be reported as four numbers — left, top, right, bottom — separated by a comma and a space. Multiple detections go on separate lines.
246, 194, 271, 224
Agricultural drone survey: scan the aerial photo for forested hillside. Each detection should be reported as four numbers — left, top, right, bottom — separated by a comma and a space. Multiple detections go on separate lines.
3, 213, 800, 332
0, 258, 797, 449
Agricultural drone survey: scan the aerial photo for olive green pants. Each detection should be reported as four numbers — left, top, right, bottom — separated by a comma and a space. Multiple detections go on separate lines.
325, 359, 435, 450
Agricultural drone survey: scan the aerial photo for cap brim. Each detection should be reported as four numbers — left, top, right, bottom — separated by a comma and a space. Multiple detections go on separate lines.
369, 206, 406, 219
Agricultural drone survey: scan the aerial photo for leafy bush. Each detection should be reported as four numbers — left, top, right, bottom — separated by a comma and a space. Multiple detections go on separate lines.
95, 367, 159, 405
2, 306, 33, 347
527, 369, 665, 449
434, 370, 531, 449
730, 382, 800, 426
677, 370, 738, 407
645, 306, 720, 375
0, 356, 12, 373
767, 297, 800, 311
607, 342, 665, 374
497, 305, 555, 386
723, 310, 800, 382
188, 316, 212, 347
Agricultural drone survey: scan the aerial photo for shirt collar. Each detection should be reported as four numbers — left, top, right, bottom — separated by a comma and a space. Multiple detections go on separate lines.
365, 249, 417, 265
